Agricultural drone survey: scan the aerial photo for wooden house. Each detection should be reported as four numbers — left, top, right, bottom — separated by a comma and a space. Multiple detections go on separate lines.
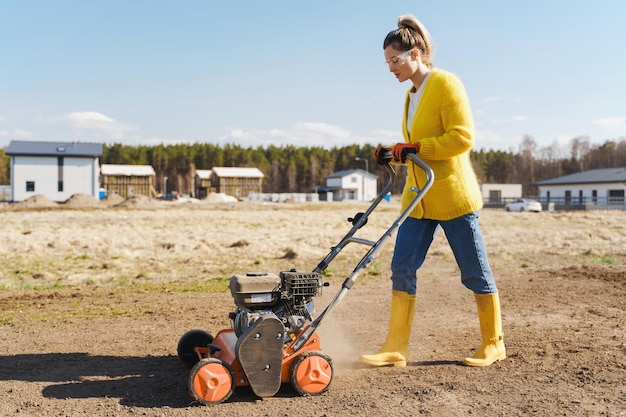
5, 140, 102, 202
100, 164, 156, 198
194, 169, 212, 199
196, 167, 264, 199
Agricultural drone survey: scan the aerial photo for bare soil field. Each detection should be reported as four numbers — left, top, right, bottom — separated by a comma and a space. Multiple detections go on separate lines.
0, 197, 624, 416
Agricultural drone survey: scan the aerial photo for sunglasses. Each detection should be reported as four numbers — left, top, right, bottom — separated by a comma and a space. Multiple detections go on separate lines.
385, 50, 414, 69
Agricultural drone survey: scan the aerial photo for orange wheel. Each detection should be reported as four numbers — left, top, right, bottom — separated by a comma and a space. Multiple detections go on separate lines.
189, 358, 234, 405
290, 350, 334, 396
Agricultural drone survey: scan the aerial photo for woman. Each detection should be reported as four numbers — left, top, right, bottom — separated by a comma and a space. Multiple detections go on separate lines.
359, 14, 506, 367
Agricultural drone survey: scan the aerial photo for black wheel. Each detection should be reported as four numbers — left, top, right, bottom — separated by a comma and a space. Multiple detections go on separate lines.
290, 350, 334, 396
177, 329, 214, 368
189, 358, 234, 405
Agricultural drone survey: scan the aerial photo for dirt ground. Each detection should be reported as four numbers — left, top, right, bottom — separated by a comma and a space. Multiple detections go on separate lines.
0, 196, 624, 417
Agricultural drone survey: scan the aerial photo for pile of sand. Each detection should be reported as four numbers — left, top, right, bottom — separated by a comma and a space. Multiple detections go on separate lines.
6, 192, 240, 210
114, 195, 159, 209
10, 194, 58, 210
102, 194, 125, 206
64, 193, 104, 208
205, 193, 238, 203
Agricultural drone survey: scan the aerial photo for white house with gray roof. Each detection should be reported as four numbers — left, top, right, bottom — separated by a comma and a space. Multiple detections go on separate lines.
6, 140, 103, 202
533, 167, 626, 208
321, 169, 378, 201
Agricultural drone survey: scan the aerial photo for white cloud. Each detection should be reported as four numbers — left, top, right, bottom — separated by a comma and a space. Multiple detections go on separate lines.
60, 111, 137, 139
216, 122, 391, 148
0, 129, 33, 139
593, 116, 624, 130
555, 134, 576, 146
590, 117, 626, 139
138, 137, 193, 146
474, 129, 518, 151
507, 116, 528, 122
14, 129, 33, 138
367, 129, 401, 145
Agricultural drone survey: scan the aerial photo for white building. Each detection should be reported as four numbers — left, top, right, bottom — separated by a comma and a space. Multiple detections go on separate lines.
533, 167, 626, 208
480, 183, 522, 203
6, 140, 102, 202
321, 169, 378, 201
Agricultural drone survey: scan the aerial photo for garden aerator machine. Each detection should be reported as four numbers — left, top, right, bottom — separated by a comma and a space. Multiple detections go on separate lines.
176, 153, 433, 405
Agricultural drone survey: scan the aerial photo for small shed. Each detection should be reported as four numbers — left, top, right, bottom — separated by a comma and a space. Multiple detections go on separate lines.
101, 164, 156, 198
6, 140, 102, 202
206, 167, 264, 199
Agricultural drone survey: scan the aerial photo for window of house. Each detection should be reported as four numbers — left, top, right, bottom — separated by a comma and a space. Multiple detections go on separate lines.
489, 190, 501, 203
592, 190, 597, 203
608, 189, 625, 205
26, 181, 35, 192
351, 176, 358, 183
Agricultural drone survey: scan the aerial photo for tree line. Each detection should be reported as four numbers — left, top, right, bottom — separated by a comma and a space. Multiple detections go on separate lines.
1, 136, 625, 197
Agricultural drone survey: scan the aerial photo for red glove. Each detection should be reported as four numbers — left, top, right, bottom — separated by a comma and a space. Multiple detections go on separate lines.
374, 145, 392, 165
392, 142, 421, 163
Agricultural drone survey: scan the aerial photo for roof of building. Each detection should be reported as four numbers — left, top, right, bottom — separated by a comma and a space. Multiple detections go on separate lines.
6, 140, 103, 157
211, 167, 264, 178
195, 169, 212, 179
533, 167, 626, 186
325, 169, 378, 179
101, 164, 156, 176
313, 186, 340, 193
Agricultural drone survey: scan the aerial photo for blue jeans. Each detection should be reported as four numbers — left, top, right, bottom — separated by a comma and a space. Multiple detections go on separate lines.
390, 212, 497, 295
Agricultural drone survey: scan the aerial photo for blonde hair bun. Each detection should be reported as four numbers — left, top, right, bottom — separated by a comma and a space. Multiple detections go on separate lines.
397, 14, 420, 31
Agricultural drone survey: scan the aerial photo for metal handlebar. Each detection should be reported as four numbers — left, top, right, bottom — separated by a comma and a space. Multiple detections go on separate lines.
312, 161, 397, 273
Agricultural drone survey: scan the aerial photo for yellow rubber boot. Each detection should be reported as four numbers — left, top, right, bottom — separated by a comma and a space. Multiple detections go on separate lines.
359, 290, 415, 367
463, 292, 506, 367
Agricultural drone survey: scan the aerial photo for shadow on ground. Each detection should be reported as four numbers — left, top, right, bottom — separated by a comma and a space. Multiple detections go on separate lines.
0, 353, 285, 408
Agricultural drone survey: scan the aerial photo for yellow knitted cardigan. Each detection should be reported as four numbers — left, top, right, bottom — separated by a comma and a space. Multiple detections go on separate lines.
399, 68, 483, 221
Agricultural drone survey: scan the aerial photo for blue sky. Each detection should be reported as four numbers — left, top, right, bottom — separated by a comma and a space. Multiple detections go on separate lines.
1, 1, 625, 154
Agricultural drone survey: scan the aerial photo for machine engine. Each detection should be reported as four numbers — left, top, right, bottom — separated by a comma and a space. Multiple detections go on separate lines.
228, 270, 324, 342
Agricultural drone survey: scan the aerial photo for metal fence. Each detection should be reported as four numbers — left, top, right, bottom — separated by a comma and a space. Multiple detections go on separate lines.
245, 193, 320, 203
483, 196, 626, 211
